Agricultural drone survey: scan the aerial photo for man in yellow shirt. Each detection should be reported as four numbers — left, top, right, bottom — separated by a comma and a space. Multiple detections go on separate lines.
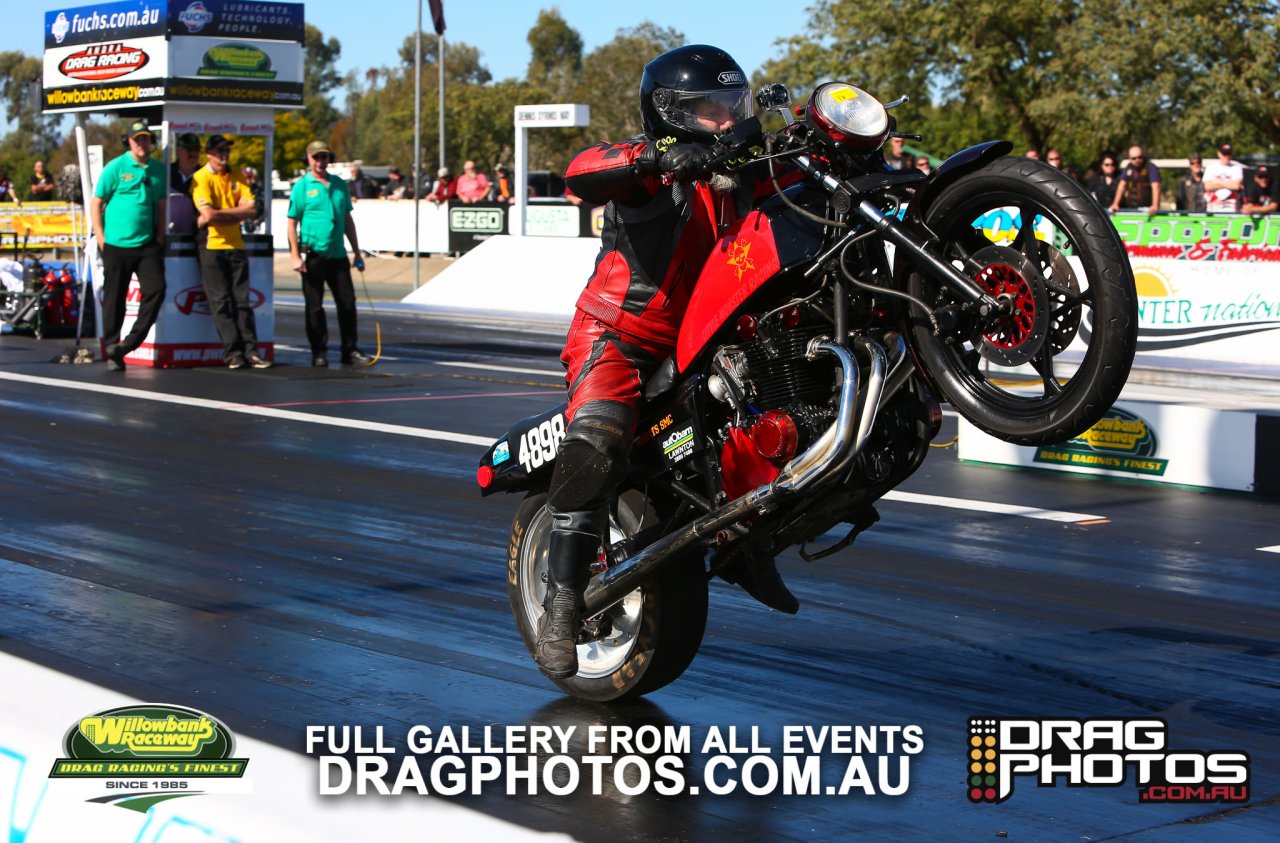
191, 134, 269, 368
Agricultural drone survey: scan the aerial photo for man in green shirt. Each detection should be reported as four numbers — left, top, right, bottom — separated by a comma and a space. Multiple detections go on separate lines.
287, 139, 370, 367
90, 120, 166, 371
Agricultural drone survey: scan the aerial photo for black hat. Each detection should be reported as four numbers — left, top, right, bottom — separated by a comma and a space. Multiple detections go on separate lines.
1187, 152, 1202, 163
176, 132, 200, 150
1257, 166, 1271, 177
205, 134, 234, 152
127, 120, 154, 141
1218, 142, 1233, 155
388, 166, 401, 175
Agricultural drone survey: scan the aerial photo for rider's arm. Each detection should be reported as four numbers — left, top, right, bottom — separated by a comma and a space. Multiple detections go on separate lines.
565, 141, 661, 206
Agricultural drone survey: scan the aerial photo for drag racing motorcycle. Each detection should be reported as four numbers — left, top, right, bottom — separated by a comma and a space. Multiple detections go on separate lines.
477, 82, 1137, 700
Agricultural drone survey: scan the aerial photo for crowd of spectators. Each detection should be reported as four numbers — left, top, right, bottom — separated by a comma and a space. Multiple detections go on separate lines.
964, 143, 1280, 216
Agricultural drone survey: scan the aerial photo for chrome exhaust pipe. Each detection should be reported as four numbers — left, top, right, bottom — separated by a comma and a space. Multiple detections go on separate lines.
582, 339, 866, 617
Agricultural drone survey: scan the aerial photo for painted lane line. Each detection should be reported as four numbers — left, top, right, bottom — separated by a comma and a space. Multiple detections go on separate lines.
255, 390, 562, 408
439, 360, 565, 378
0, 371, 494, 447
1258, 545, 1280, 554
882, 490, 1106, 524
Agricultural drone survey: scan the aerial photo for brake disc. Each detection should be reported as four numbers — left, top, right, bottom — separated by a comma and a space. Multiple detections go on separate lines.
968, 244, 1050, 367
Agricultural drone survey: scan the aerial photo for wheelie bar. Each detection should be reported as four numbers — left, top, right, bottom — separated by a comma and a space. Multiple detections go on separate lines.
582, 338, 886, 618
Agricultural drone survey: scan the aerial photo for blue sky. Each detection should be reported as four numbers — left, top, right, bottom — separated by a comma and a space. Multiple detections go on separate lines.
4, 0, 808, 133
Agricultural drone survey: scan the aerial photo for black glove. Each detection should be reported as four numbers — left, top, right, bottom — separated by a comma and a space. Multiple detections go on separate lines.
636, 141, 715, 182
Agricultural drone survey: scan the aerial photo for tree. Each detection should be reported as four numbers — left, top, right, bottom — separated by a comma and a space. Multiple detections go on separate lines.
573, 23, 685, 144
0, 51, 63, 195
397, 34, 492, 84
304, 24, 343, 132
527, 8, 583, 100
762, 0, 1280, 169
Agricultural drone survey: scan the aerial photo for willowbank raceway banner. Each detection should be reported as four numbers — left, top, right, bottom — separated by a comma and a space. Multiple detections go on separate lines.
41, 0, 304, 112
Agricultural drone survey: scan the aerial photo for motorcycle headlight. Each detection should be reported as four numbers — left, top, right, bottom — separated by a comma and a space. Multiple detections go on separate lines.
807, 83, 890, 150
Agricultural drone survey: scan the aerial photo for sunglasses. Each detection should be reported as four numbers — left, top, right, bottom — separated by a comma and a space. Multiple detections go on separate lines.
312, 153, 332, 161
1131, 156, 1145, 161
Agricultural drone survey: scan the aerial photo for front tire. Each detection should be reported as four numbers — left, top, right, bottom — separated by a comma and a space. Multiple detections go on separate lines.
507, 490, 708, 701
907, 156, 1137, 445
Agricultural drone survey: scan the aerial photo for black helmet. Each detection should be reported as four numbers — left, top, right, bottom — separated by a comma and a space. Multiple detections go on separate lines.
640, 44, 754, 143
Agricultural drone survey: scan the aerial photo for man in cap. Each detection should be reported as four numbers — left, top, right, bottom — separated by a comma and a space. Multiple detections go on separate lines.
167, 132, 202, 237
1242, 165, 1278, 215
286, 139, 371, 368
1203, 142, 1244, 213
90, 119, 166, 371
425, 167, 457, 204
191, 134, 269, 368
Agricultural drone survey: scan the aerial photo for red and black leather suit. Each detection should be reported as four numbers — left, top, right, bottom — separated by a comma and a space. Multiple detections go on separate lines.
544, 136, 781, 592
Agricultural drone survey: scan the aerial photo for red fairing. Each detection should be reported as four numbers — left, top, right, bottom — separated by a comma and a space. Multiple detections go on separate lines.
676, 211, 782, 371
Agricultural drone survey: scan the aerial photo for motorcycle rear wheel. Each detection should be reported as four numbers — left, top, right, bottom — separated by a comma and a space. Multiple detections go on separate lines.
907, 156, 1137, 445
507, 489, 708, 701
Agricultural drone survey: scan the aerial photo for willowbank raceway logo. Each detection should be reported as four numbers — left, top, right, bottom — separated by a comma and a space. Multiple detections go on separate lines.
1032, 406, 1168, 476
48, 704, 249, 810
967, 718, 1250, 805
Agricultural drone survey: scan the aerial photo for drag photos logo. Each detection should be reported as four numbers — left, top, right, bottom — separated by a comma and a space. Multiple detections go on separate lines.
967, 718, 1250, 805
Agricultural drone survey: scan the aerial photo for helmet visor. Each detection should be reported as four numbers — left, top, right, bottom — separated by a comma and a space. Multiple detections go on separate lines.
661, 88, 754, 137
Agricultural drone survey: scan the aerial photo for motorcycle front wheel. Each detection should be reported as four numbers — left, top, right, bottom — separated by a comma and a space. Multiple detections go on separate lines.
507, 489, 708, 701
907, 156, 1137, 446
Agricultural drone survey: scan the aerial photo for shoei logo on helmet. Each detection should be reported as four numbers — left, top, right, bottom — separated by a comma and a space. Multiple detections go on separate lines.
718, 71, 745, 85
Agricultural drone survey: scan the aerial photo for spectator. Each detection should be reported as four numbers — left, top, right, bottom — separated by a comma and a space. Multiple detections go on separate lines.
884, 136, 909, 170
455, 160, 490, 203
348, 162, 377, 200
915, 156, 932, 176
1203, 142, 1244, 213
426, 167, 457, 204
241, 166, 265, 233
287, 138, 371, 368
1109, 146, 1161, 215
381, 166, 410, 200
491, 163, 513, 203
191, 134, 269, 369
1024, 149, 1040, 160
29, 160, 55, 201
1045, 148, 1080, 182
563, 183, 584, 206
1175, 153, 1206, 212
167, 132, 202, 236
0, 167, 21, 204
90, 120, 165, 371
1241, 166, 1278, 215
1086, 153, 1122, 209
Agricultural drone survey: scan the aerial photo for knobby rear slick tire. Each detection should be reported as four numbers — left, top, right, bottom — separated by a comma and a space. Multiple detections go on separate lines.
506, 491, 708, 701
908, 156, 1137, 446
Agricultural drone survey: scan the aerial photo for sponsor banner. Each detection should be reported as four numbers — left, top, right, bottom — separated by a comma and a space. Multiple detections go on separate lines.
101, 240, 275, 368
43, 80, 167, 112
166, 103, 276, 135
164, 76, 303, 106
957, 401, 1257, 492
1112, 212, 1280, 261
524, 204, 581, 238
169, 0, 304, 42
43, 35, 168, 88
0, 203, 84, 249
45, 1, 166, 49
447, 203, 507, 253
169, 35, 302, 83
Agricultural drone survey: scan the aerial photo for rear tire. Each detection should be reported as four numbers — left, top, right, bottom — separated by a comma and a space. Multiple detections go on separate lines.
507, 490, 708, 701
907, 156, 1137, 445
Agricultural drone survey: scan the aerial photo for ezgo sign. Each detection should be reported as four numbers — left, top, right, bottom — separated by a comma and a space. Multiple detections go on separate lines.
448, 204, 507, 253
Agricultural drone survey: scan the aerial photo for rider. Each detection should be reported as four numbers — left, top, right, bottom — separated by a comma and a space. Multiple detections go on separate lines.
536, 44, 797, 679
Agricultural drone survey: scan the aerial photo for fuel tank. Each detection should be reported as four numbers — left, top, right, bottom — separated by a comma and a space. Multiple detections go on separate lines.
676, 184, 828, 372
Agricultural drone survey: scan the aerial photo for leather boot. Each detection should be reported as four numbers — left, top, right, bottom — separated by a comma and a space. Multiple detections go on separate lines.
719, 542, 800, 614
534, 511, 601, 679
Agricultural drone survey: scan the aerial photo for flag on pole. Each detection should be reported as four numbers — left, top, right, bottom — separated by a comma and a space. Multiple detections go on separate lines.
428, 0, 446, 35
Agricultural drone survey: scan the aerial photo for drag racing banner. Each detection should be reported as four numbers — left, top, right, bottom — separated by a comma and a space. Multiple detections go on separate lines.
0, 203, 84, 250
42, 1, 304, 113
